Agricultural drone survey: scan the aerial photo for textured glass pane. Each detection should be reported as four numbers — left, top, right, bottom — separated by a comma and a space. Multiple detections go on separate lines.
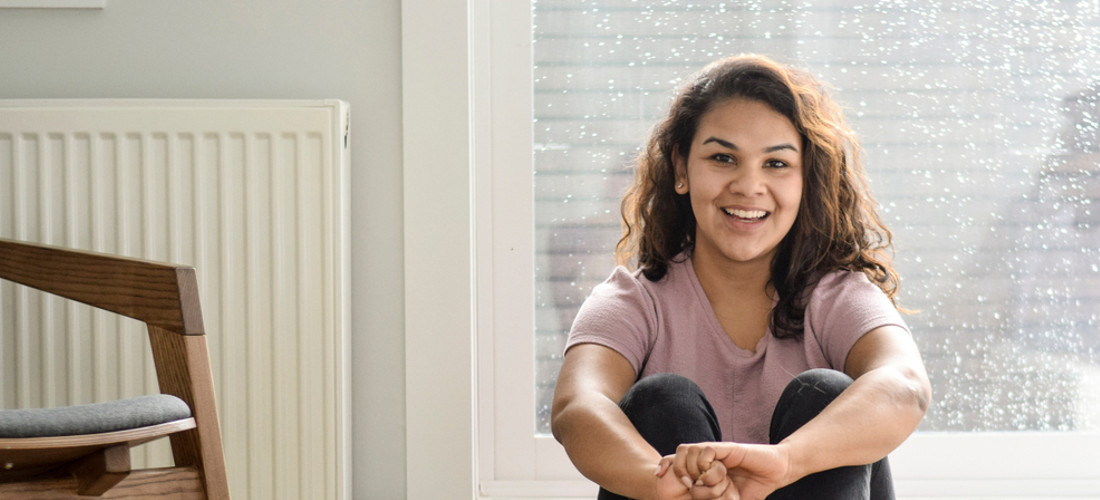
534, 0, 1100, 435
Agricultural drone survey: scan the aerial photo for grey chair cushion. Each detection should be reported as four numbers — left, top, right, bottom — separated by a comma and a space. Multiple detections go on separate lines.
0, 394, 192, 438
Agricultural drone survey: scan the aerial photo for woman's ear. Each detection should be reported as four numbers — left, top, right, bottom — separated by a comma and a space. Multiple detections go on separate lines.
673, 146, 689, 195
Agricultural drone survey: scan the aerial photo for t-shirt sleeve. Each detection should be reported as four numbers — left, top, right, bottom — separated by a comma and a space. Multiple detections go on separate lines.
564, 267, 657, 375
805, 270, 910, 369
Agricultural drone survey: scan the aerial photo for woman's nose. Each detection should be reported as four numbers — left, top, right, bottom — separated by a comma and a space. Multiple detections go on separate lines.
728, 165, 766, 196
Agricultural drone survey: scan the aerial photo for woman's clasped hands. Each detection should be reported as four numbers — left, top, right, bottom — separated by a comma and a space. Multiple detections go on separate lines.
654, 442, 792, 500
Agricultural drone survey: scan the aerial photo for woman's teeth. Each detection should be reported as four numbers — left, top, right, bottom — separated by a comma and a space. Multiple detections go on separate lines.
723, 208, 767, 220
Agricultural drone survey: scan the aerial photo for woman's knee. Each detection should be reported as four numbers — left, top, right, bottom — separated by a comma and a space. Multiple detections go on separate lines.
619, 373, 721, 453
770, 369, 854, 443
620, 373, 708, 422
785, 368, 854, 400
621, 373, 701, 404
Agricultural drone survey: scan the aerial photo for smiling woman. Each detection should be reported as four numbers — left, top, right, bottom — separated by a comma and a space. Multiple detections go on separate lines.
549, 54, 927, 500
474, 0, 1100, 497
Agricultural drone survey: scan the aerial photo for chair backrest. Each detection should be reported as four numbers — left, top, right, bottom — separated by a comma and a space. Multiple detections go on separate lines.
0, 238, 230, 499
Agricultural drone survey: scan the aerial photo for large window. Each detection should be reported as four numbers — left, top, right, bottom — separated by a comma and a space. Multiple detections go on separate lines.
476, 0, 1100, 496
533, 0, 1100, 435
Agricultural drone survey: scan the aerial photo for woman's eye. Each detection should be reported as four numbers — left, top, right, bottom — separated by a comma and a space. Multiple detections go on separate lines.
711, 153, 735, 163
765, 159, 789, 169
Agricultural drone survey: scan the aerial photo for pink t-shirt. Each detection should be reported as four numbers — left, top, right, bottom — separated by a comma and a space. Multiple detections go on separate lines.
565, 254, 908, 444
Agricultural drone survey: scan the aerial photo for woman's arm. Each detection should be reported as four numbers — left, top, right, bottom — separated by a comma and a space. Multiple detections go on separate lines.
667, 325, 931, 498
552, 343, 692, 500
777, 324, 931, 483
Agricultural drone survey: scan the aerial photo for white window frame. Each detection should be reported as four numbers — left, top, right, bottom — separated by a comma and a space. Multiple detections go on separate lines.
465, 1, 1100, 498
402, 0, 475, 498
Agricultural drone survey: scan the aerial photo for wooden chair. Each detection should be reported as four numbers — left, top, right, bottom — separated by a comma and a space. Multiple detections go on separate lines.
0, 238, 230, 499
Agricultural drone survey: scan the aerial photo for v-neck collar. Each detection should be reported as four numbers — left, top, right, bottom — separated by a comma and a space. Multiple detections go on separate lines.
681, 253, 773, 358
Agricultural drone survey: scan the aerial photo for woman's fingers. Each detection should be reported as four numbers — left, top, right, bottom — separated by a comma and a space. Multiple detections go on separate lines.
672, 442, 736, 498
691, 461, 734, 500
697, 446, 717, 475
673, 443, 705, 482
696, 460, 725, 487
671, 444, 695, 491
656, 456, 672, 477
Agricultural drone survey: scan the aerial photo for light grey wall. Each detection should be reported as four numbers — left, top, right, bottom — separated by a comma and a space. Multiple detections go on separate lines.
0, 1, 407, 497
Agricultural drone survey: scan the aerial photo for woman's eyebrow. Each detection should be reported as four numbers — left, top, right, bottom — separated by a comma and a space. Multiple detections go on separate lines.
764, 143, 799, 153
702, 137, 799, 153
702, 137, 738, 149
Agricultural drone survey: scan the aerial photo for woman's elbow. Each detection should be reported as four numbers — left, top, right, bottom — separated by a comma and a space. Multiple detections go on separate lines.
550, 391, 576, 444
896, 364, 932, 416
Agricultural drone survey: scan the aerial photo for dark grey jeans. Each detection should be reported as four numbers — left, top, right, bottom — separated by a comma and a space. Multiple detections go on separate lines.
597, 369, 894, 500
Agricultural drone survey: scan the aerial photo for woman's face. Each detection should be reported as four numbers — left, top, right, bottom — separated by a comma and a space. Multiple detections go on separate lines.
675, 98, 804, 270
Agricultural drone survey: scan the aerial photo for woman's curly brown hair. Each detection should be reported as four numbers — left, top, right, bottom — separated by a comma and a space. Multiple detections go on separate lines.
616, 54, 901, 340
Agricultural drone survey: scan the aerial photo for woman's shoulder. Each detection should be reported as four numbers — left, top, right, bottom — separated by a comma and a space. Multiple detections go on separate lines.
805, 268, 905, 331
601, 253, 694, 290
594, 264, 648, 294
577, 265, 650, 315
811, 268, 881, 297
805, 269, 898, 323
580, 256, 697, 316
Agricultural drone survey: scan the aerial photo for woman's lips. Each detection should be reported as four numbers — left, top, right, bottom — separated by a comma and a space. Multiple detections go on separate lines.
722, 207, 769, 222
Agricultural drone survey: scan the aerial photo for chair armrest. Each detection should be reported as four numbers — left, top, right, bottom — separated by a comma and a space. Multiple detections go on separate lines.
0, 238, 203, 335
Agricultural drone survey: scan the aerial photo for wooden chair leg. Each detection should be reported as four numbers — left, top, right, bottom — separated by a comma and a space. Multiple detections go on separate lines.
73, 444, 131, 496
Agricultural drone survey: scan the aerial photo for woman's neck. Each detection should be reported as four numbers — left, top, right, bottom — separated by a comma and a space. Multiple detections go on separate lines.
690, 245, 774, 300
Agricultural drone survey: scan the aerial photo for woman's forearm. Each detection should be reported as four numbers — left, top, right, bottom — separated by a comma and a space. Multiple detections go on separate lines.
776, 363, 930, 485
553, 393, 663, 500
553, 344, 673, 499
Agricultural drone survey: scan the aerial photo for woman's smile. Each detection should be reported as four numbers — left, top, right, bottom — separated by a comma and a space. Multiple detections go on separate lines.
723, 207, 767, 220
722, 206, 770, 224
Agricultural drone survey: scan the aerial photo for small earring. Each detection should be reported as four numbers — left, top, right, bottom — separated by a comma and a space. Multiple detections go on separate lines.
676, 182, 684, 189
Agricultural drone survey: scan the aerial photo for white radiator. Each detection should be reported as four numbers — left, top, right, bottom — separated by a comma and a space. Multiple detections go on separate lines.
0, 99, 351, 500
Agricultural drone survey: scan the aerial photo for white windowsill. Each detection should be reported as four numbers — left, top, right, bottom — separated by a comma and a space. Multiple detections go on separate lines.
479, 433, 1100, 498
480, 479, 1100, 499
